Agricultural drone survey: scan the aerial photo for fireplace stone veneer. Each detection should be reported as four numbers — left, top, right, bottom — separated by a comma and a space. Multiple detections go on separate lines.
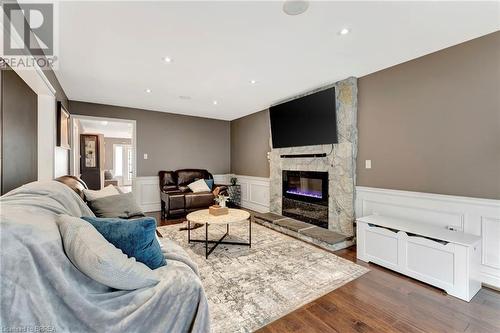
269, 77, 357, 237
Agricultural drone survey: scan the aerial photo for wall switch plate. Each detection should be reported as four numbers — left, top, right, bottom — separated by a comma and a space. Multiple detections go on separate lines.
143, 153, 148, 160
365, 160, 372, 169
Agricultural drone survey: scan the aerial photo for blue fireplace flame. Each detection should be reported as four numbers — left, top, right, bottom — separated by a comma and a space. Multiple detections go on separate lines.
285, 189, 323, 199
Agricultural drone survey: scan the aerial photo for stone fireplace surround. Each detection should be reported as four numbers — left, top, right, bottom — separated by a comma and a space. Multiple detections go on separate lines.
269, 77, 358, 238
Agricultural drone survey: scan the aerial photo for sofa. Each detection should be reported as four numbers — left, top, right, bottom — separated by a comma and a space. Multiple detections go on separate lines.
0, 180, 210, 332
159, 169, 226, 218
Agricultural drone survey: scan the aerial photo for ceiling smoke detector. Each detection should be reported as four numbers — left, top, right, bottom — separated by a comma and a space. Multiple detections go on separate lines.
283, 1, 309, 16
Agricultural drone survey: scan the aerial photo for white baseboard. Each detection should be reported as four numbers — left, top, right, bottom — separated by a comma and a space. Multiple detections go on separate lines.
355, 186, 500, 289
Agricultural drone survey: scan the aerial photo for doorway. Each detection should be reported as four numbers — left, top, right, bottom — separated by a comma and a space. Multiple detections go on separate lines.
113, 144, 133, 186
70, 115, 136, 191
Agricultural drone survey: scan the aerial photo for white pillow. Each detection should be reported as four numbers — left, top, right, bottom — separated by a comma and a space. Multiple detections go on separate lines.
57, 215, 160, 290
187, 179, 210, 193
83, 185, 119, 201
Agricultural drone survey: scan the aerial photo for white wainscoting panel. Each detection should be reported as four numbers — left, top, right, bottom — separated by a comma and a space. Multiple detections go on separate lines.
482, 217, 500, 270
37, 95, 56, 180
356, 186, 500, 288
132, 176, 161, 212
234, 175, 270, 213
213, 174, 230, 185
54, 147, 69, 178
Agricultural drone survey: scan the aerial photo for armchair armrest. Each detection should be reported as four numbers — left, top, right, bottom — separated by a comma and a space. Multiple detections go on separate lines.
213, 185, 228, 196
162, 186, 180, 194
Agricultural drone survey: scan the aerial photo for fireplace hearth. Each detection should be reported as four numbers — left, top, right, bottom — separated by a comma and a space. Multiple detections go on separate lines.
282, 170, 329, 228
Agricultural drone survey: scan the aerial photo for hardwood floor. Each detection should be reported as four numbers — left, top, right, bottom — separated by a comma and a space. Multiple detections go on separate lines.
149, 211, 500, 333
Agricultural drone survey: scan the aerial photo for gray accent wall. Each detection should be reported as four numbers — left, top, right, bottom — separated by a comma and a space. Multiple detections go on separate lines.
357, 31, 500, 200
229, 32, 500, 200
1, 69, 38, 194
230, 110, 270, 178
70, 101, 231, 177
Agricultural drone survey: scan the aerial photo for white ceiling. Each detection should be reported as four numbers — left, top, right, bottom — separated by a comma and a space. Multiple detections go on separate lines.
55, 1, 500, 120
79, 118, 133, 139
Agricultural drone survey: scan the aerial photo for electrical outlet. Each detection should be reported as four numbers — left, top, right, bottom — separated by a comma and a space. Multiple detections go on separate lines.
143, 153, 148, 160
365, 160, 372, 169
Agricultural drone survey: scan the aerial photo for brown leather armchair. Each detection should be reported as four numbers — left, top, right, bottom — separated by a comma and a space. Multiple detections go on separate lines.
159, 169, 225, 218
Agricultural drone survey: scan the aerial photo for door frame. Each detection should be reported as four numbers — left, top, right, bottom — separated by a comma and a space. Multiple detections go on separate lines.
70, 115, 137, 182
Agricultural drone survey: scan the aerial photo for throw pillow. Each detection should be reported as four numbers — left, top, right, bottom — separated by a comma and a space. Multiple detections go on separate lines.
57, 215, 160, 290
81, 216, 166, 270
87, 192, 144, 219
83, 185, 119, 201
187, 179, 210, 193
204, 179, 214, 190
104, 170, 114, 180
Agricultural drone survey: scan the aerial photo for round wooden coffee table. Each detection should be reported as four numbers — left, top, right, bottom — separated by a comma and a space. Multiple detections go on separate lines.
186, 208, 251, 258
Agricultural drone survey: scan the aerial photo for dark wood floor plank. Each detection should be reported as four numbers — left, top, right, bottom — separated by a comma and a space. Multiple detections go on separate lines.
359, 268, 500, 331
151, 211, 500, 333
255, 326, 274, 333
307, 298, 390, 333
322, 286, 399, 327
337, 271, 471, 333
264, 311, 311, 333
316, 294, 400, 333
391, 320, 427, 333
292, 307, 338, 333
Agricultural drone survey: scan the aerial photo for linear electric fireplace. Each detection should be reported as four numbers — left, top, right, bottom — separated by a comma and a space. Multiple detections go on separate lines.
282, 170, 329, 228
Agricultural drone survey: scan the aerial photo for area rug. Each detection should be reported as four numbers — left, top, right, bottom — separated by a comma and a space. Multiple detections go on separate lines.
157, 220, 368, 333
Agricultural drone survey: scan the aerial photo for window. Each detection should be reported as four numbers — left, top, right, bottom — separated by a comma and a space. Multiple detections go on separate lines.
114, 145, 123, 176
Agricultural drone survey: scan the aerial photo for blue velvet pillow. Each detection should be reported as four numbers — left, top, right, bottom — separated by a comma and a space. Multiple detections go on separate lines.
204, 179, 214, 190
81, 216, 166, 270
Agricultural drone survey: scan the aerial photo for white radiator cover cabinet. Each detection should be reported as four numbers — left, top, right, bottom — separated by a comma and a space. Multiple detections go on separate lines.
357, 215, 481, 301
355, 186, 500, 299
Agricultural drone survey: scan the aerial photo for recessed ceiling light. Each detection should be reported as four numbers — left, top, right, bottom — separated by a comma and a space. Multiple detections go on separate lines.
162, 56, 172, 63
145, 88, 152, 93
213, 100, 218, 105
100, 121, 108, 126
283, 0, 309, 16
339, 28, 350, 35
250, 80, 257, 84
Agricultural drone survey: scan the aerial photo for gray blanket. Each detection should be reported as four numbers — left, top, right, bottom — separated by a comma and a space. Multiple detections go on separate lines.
0, 181, 210, 333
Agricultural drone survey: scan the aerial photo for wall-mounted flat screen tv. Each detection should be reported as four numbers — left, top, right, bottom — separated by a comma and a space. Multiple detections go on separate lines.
269, 87, 337, 148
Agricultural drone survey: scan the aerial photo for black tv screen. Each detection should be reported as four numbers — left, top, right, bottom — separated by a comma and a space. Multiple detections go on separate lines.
269, 87, 337, 148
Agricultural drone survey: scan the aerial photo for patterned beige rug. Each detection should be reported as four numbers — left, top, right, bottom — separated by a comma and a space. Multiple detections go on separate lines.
158, 220, 368, 333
